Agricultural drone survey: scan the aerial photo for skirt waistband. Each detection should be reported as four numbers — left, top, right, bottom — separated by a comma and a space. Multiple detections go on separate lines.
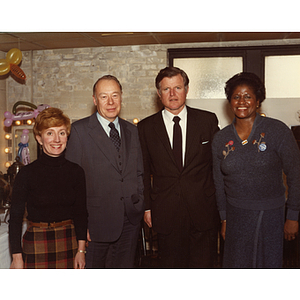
29, 219, 73, 228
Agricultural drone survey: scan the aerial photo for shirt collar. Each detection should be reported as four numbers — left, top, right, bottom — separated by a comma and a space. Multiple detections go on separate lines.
162, 105, 187, 123
96, 112, 119, 126
96, 112, 120, 136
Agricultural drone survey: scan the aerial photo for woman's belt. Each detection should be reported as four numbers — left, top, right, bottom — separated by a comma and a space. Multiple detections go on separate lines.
29, 219, 73, 228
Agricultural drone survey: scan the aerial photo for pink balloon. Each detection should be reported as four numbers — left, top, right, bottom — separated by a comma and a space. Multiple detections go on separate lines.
4, 119, 12, 127
33, 109, 39, 118
20, 129, 29, 144
4, 111, 12, 118
3, 104, 50, 127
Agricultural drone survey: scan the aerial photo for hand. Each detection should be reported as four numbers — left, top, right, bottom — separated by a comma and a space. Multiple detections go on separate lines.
74, 240, 86, 269
10, 253, 24, 269
144, 211, 152, 228
74, 252, 86, 269
284, 219, 299, 241
86, 229, 91, 248
220, 221, 226, 240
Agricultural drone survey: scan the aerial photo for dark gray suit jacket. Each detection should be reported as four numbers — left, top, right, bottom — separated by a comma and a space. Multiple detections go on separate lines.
66, 113, 144, 242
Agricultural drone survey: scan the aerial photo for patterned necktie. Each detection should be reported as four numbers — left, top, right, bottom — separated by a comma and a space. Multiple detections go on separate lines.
173, 116, 183, 171
109, 122, 121, 151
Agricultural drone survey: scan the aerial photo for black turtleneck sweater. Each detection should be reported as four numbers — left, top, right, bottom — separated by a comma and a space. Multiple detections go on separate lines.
9, 152, 88, 254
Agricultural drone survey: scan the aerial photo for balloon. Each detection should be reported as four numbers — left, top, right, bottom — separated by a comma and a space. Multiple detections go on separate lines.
18, 129, 30, 165
0, 59, 10, 76
4, 104, 50, 127
4, 111, 12, 119
0, 49, 26, 81
21, 147, 30, 165
10, 63, 26, 80
12, 101, 37, 114
20, 129, 29, 144
6, 48, 22, 65
4, 118, 12, 127
37, 104, 51, 112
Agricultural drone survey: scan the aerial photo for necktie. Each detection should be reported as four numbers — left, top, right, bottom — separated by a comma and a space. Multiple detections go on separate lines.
173, 116, 183, 171
109, 122, 121, 151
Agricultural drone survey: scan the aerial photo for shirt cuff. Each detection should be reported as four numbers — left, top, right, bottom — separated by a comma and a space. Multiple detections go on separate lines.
219, 210, 226, 221
286, 209, 299, 221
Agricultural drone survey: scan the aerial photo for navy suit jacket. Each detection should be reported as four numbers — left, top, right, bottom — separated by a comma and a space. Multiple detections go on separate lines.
66, 113, 144, 242
138, 106, 220, 234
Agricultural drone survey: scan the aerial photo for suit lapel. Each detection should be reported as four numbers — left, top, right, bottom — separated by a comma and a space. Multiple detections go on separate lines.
87, 113, 120, 172
185, 106, 205, 167
185, 107, 198, 159
119, 118, 131, 172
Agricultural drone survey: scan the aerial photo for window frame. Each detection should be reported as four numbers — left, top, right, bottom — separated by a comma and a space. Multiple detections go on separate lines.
168, 44, 300, 83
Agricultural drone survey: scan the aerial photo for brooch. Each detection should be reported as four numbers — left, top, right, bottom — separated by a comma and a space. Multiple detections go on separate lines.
223, 140, 235, 159
253, 133, 267, 152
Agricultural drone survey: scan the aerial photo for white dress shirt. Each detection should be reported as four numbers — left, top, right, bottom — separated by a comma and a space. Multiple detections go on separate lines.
162, 105, 187, 166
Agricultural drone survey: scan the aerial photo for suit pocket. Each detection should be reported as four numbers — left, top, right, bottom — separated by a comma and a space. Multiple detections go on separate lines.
131, 194, 139, 204
205, 186, 216, 197
200, 136, 211, 147
87, 196, 103, 207
150, 192, 158, 201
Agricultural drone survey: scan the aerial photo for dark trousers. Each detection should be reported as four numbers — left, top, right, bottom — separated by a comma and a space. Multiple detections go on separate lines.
157, 206, 218, 268
86, 216, 140, 268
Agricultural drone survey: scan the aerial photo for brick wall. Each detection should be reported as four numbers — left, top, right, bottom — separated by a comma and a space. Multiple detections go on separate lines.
6, 39, 300, 123
6, 44, 169, 123
0, 51, 7, 173
2, 38, 300, 172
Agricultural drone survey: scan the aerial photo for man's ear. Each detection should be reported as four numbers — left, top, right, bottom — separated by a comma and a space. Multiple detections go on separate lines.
92, 95, 97, 106
186, 85, 189, 95
156, 89, 161, 99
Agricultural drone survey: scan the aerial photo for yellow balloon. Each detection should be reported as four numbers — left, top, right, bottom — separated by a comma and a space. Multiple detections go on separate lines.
6, 48, 22, 65
0, 59, 10, 76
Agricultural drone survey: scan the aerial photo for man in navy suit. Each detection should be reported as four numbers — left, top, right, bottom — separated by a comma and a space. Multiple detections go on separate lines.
138, 67, 220, 268
66, 75, 144, 268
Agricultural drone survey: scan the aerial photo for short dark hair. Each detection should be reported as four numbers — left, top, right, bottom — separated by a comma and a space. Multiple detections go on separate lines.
93, 75, 122, 96
155, 67, 189, 93
225, 72, 266, 107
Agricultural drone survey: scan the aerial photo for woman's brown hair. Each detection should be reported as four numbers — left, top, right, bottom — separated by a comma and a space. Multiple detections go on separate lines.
33, 107, 71, 138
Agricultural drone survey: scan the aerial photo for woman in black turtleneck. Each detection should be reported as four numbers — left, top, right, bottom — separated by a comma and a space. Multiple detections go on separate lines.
9, 107, 88, 269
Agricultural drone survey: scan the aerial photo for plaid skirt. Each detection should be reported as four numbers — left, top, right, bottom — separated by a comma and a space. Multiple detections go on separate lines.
22, 223, 78, 269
